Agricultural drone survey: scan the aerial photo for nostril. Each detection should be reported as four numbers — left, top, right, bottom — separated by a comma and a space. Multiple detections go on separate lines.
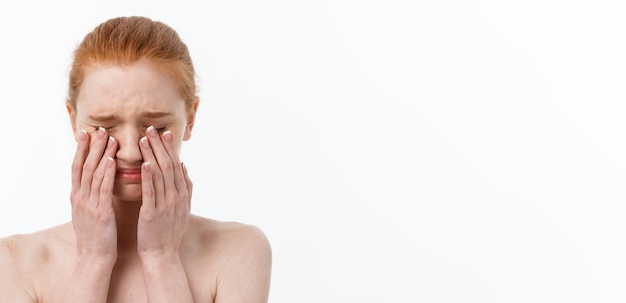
113, 136, 144, 164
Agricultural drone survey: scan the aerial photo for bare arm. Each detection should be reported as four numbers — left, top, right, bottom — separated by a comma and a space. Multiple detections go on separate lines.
137, 127, 194, 302
0, 237, 37, 303
140, 253, 194, 302
60, 257, 116, 303
215, 226, 273, 303
60, 128, 119, 302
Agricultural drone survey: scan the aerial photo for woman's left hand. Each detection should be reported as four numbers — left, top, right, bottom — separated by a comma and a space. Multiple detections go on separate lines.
137, 126, 193, 259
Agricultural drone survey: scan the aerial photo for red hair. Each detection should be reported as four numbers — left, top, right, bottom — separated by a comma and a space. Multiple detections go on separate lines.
68, 16, 197, 110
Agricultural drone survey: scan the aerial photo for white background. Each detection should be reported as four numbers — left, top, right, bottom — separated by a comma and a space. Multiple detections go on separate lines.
1, 0, 625, 302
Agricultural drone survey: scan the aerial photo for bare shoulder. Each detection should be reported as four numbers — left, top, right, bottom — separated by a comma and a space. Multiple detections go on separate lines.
0, 233, 36, 302
187, 215, 272, 302
187, 215, 272, 263
0, 224, 73, 302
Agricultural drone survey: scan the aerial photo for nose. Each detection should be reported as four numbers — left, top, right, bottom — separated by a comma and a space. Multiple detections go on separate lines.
114, 126, 143, 165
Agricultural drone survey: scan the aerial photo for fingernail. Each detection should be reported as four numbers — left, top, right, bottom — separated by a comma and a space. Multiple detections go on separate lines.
140, 136, 149, 148
147, 125, 155, 137
79, 129, 87, 141
163, 130, 172, 141
107, 136, 116, 149
107, 157, 114, 167
98, 126, 106, 138
144, 161, 151, 172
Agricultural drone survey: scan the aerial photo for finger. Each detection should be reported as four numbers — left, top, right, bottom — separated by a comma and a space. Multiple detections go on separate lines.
141, 161, 156, 210
139, 136, 165, 204
145, 126, 176, 195
98, 156, 116, 208
161, 130, 185, 193
80, 127, 109, 191
91, 136, 118, 199
71, 129, 90, 196
182, 162, 193, 210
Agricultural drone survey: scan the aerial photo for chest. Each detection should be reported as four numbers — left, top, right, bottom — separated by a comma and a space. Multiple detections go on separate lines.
42, 256, 216, 303
107, 258, 215, 303
106, 261, 148, 303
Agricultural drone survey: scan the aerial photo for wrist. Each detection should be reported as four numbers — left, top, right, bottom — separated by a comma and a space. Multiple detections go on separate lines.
139, 251, 183, 272
138, 250, 193, 302
72, 255, 116, 281
139, 250, 180, 264
76, 252, 117, 268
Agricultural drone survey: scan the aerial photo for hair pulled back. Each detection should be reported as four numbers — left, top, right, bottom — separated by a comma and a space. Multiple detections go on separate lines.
68, 16, 197, 110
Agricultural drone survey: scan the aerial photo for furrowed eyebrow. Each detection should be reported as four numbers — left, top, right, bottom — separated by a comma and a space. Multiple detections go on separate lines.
140, 111, 172, 119
87, 114, 120, 122
87, 111, 172, 121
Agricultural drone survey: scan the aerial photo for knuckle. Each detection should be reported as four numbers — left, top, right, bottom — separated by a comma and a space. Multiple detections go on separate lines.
83, 162, 96, 172
100, 185, 113, 196
176, 192, 186, 203
95, 210, 113, 223
144, 188, 155, 199
151, 166, 163, 177
140, 209, 155, 221
72, 199, 85, 211
71, 191, 88, 204
160, 160, 172, 171
71, 162, 82, 173
69, 193, 78, 205
91, 169, 101, 179
93, 168, 105, 179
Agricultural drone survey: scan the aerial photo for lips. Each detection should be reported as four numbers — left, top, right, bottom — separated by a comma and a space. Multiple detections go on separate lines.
116, 168, 142, 182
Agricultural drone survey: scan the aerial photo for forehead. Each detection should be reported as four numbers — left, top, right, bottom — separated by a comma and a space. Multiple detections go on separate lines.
75, 59, 184, 115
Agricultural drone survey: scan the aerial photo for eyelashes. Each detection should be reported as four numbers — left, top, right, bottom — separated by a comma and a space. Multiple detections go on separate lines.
93, 126, 167, 133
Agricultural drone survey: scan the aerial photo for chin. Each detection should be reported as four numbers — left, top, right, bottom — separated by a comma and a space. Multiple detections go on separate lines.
113, 183, 143, 202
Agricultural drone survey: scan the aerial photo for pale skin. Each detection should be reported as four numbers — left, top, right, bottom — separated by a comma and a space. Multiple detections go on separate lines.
0, 59, 272, 302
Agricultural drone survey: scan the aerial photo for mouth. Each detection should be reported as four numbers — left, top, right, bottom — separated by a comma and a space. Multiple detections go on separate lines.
116, 168, 142, 182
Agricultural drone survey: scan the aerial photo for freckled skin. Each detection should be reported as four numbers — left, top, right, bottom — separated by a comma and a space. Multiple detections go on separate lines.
0, 60, 272, 303
74, 60, 190, 201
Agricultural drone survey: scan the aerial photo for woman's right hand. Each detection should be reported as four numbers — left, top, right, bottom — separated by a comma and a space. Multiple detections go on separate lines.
69, 127, 118, 261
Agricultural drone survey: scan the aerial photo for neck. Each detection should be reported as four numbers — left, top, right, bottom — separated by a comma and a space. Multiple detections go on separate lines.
112, 198, 142, 257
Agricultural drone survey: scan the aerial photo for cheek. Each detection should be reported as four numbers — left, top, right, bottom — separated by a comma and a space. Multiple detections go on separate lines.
172, 137, 183, 154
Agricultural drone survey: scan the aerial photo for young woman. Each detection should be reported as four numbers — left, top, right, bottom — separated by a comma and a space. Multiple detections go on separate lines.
0, 16, 272, 303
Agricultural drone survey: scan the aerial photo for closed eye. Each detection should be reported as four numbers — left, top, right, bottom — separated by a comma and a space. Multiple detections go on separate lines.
93, 125, 114, 132
145, 126, 167, 133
